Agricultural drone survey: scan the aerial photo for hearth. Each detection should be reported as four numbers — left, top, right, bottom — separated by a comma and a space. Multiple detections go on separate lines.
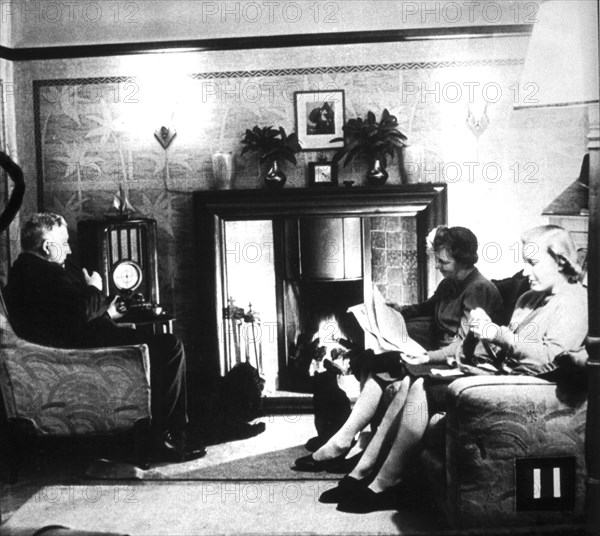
194, 185, 447, 395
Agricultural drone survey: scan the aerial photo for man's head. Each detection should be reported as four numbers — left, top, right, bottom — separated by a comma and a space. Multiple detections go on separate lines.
21, 212, 71, 266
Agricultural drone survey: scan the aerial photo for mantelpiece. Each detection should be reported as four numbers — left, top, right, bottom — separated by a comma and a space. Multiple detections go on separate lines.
193, 184, 447, 386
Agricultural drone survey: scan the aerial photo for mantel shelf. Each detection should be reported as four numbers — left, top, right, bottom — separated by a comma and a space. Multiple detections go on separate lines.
194, 184, 447, 219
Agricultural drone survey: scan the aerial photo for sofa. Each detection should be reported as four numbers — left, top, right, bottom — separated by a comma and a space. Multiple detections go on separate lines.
382, 271, 588, 529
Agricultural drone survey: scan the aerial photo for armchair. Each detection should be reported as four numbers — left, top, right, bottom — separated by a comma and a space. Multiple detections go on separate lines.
0, 288, 152, 482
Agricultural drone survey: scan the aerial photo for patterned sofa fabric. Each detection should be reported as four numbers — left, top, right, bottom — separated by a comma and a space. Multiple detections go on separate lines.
427, 375, 587, 528
0, 291, 151, 436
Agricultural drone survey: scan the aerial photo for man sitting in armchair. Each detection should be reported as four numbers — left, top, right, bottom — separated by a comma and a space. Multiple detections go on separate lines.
4, 211, 206, 463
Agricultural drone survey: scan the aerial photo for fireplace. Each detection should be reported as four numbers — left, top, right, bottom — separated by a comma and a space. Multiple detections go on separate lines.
194, 185, 447, 393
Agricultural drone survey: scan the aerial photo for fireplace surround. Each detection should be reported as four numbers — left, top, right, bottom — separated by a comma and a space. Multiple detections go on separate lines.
194, 184, 447, 391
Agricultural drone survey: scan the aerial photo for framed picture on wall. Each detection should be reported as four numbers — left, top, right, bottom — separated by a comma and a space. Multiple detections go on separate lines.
308, 161, 338, 186
294, 90, 345, 151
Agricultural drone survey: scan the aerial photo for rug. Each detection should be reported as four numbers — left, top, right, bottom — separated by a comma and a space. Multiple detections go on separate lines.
84, 415, 342, 481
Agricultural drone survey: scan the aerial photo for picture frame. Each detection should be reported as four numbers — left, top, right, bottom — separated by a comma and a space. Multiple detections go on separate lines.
308, 161, 338, 187
294, 90, 345, 151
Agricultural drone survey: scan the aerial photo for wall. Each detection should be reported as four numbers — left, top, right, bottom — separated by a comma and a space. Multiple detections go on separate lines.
6, 30, 588, 356
4, 1, 537, 47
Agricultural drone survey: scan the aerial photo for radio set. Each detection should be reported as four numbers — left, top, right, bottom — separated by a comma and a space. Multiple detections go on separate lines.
77, 218, 160, 313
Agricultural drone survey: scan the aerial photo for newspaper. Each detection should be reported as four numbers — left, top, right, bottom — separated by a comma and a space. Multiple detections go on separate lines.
348, 288, 427, 356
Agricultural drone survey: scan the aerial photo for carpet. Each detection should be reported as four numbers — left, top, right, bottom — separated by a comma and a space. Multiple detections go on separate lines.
2, 482, 433, 536
84, 415, 341, 481
3, 483, 583, 536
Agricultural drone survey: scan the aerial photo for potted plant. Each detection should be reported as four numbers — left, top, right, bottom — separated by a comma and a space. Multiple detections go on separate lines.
241, 126, 302, 188
331, 109, 407, 185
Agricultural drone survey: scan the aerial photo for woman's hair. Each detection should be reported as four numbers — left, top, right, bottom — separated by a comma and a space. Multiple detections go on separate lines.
432, 226, 479, 267
21, 212, 66, 253
521, 225, 583, 283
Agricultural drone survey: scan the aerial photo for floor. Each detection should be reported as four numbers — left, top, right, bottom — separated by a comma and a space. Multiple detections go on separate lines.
0, 413, 451, 536
0, 413, 586, 536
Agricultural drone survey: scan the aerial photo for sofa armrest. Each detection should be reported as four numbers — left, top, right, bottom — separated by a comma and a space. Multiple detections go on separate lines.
0, 339, 151, 435
443, 375, 587, 527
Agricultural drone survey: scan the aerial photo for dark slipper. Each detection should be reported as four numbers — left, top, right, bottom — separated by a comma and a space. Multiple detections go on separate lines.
319, 475, 365, 503
292, 451, 350, 473
325, 451, 363, 474
305, 436, 327, 452
336, 485, 400, 513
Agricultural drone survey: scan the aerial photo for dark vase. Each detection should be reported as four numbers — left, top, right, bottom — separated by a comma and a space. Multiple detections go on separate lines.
265, 161, 287, 189
367, 159, 389, 186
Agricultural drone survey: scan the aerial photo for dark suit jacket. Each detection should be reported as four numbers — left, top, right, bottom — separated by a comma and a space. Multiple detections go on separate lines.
4, 252, 134, 348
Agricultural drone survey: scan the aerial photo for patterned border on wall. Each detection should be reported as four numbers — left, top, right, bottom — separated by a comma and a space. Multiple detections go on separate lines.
189, 58, 524, 80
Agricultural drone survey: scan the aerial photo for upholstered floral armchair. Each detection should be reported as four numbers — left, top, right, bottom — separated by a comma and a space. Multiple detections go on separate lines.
0, 288, 152, 482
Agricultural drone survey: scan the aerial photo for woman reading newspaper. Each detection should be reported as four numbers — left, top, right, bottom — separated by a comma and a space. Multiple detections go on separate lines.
324, 225, 589, 513
293, 226, 502, 472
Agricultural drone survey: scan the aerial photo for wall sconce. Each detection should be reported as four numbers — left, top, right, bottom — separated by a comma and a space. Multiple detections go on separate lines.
154, 126, 177, 149
466, 102, 489, 139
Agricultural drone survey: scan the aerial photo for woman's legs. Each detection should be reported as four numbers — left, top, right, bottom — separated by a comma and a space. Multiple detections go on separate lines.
368, 377, 429, 492
312, 373, 384, 461
350, 376, 412, 480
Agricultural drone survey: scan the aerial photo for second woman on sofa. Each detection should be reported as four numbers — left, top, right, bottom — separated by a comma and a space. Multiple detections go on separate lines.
293, 225, 502, 472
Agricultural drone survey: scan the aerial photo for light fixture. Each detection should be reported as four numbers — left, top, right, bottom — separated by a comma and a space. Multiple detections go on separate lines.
466, 102, 490, 139
154, 125, 177, 149
514, 1, 599, 533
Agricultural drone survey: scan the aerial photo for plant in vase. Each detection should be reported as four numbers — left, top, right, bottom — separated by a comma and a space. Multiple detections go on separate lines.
241, 126, 302, 188
331, 108, 407, 185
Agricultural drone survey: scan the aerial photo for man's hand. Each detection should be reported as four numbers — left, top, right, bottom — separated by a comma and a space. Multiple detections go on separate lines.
401, 352, 430, 365
83, 268, 103, 291
468, 307, 499, 342
107, 295, 127, 320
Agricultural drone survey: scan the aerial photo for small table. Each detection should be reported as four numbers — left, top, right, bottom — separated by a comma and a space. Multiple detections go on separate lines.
117, 312, 175, 336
